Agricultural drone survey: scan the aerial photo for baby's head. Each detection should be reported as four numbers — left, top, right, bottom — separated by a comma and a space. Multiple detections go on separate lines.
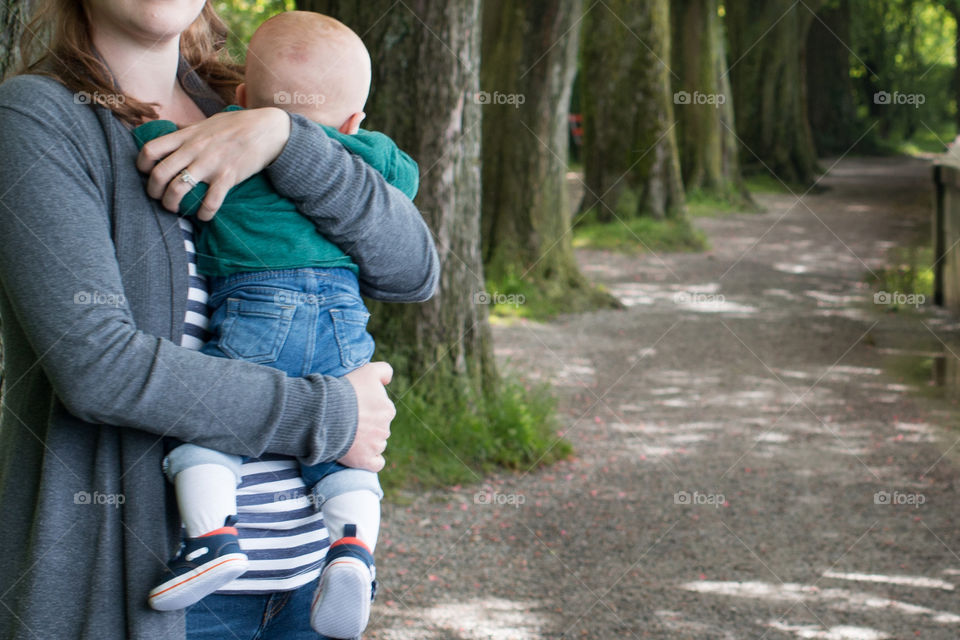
237, 11, 371, 134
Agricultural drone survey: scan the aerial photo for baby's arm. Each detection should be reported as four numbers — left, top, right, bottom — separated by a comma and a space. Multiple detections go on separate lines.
322, 127, 420, 200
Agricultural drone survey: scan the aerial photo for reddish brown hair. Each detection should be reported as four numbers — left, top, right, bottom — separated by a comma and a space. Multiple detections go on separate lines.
18, 1, 243, 125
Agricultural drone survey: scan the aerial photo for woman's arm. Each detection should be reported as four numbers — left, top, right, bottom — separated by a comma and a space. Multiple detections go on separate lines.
137, 109, 440, 303
268, 114, 439, 302
0, 79, 372, 467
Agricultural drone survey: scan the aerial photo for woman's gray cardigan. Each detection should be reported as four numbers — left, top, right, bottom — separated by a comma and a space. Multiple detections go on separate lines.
0, 71, 438, 640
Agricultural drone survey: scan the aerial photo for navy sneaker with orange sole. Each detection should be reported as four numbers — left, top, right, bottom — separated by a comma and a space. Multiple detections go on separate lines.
310, 524, 377, 639
148, 517, 249, 611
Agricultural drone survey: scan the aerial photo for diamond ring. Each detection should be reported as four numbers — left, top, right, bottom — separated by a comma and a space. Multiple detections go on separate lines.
178, 169, 199, 188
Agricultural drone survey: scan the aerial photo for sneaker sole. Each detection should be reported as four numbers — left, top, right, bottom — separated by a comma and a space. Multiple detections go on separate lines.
148, 554, 249, 611
310, 557, 372, 639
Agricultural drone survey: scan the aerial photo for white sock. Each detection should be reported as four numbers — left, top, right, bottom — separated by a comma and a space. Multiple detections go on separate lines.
174, 463, 238, 538
322, 490, 381, 552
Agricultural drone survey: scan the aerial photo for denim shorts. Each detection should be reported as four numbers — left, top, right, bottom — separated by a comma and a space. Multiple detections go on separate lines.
201, 266, 374, 378
165, 267, 379, 497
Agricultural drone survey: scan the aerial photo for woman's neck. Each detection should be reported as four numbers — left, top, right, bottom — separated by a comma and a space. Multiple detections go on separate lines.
91, 28, 205, 124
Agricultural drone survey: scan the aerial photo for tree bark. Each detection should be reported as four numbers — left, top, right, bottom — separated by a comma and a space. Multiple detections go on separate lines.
671, 0, 751, 203
725, 0, 824, 185
805, 0, 858, 156
0, 0, 29, 81
297, 0, 494, 394
0, 0, 30, 386
580, 0, 685, 221
479, 0, 613, 309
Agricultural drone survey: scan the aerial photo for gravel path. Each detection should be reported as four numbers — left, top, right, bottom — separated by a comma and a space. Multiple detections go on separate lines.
366, 156, 960, 640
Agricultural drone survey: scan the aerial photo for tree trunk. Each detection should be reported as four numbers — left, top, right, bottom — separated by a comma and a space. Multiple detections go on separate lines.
725, 0, 823, 185
671, 0, 751, 203
297, 0, 494, 395
0, 0, 30, 387
805, 0, 859, 156
480, 0, 615, 310
580, 0, 685, 221
0, 0, 29, 81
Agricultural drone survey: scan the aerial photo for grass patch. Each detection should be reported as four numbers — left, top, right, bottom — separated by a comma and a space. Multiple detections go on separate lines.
895, 123, 955, 156
884, 353, 943, 399
685, 187, 759, 217
380, 375, 571, 496
483, 270, 620, 321
865, 245, 934, 310
573, 210, 709, 254
743, 172, 794, 194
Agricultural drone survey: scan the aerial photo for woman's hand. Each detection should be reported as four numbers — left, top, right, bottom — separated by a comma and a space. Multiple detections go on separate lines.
136, 107, 291, 221
339, 362, 395, 473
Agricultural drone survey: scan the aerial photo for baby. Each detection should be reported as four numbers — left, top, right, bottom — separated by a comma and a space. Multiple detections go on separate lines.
134, 12, 418, 639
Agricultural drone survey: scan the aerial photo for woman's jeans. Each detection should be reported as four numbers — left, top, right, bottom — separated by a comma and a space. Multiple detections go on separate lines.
164, 267, 383, 504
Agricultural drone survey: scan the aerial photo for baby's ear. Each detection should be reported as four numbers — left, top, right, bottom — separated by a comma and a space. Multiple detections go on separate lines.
339, 112, 365, 135
235, 83, 248, 108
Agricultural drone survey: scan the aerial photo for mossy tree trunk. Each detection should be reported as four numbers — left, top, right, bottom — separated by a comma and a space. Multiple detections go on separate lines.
480, 0, 615, 311
298, 0, 495, 397
671, 0, 751, 204
805, 0, 858, 156
580, 0, 685, 221
725, 0, 824, 186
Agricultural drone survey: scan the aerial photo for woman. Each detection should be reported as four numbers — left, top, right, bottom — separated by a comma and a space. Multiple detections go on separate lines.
0, 1, 438, 639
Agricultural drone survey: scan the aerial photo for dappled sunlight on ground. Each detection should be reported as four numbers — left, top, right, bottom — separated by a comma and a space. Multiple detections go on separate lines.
682, 579, 960, 624
375, 597, 548, 640
369, 157, 960, 639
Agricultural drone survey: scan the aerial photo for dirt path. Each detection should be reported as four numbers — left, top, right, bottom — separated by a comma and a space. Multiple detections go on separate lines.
367, 156, 960, 640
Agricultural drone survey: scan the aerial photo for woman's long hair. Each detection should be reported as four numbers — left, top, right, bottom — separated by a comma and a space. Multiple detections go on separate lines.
17, 1, 243, 125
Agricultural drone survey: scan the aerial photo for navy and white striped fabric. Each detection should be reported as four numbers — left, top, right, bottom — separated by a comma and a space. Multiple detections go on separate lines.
178, 217, 211, 350
178, 217, 328, 594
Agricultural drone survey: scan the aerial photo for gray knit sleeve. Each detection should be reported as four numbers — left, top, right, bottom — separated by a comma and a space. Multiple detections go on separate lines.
0, 76, 356, 465
267, 114, 440, 302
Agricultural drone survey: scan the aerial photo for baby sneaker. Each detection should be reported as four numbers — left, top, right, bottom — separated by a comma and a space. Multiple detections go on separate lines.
310, 524, 377, 639
148, 516, 249, 611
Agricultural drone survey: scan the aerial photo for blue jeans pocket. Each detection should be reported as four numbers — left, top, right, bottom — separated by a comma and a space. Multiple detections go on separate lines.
330, 307, 374, 370
218, 296, 297, 365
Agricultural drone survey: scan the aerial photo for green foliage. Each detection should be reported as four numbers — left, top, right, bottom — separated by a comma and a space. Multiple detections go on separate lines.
848, 0, 957, 150
214, 0, 295, 61
573, 208, 709, 253
380, 375, 571, 495
890, 119, 956, 155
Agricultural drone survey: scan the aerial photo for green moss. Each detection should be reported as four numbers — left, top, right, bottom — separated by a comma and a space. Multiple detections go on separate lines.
379, 375, 572, 496
573, 209, 709, 253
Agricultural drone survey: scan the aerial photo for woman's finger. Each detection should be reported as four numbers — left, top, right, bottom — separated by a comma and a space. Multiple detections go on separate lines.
197, 173, 235, 221
147, 145, 203, 201
160, 165, 204, 213
136, 128, 190, 174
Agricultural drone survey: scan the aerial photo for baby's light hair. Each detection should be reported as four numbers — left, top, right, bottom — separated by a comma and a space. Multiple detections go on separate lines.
244, 11, 371, 127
